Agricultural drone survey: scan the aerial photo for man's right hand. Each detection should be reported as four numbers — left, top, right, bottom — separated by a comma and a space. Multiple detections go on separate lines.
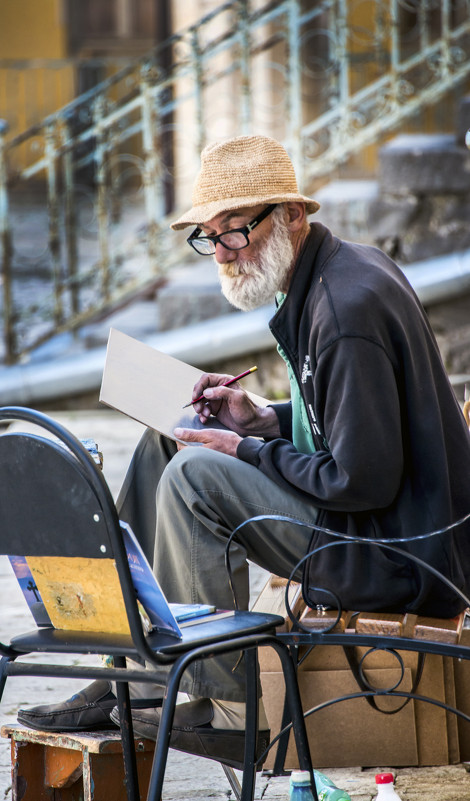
191, 372, 280, 438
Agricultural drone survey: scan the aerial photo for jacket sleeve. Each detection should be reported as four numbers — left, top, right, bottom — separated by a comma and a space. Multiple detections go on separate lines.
237, 336, 404, 511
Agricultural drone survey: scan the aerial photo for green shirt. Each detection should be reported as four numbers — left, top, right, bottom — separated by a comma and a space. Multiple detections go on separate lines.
276, 293, 316, 454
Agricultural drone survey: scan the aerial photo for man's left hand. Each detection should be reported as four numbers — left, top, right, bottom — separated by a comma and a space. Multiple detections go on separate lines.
173, 427, 242, 457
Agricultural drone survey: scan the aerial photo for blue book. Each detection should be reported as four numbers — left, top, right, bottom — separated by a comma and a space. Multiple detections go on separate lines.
170, 603, 216, 621
120, 521, 182, 638
120, 523, 231, 633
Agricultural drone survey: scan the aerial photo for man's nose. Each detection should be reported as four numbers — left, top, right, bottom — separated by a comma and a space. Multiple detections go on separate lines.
214, 241, 236, 263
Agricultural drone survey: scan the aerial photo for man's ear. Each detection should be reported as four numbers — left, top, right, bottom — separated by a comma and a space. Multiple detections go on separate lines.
285, 202, 307, 232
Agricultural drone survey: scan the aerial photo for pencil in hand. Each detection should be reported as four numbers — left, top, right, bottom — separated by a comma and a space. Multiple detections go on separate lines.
182, 366, 258, 408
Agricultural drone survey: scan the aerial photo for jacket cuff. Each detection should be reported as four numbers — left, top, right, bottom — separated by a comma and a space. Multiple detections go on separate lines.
270, 402, 292, 441
237, 436, 263, 466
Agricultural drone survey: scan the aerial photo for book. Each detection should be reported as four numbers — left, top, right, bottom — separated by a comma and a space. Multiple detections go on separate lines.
8, 555, 52, 628
99, 328, 268, 442
120, 524, 234, 631
170, 603, 216, 621
177, 610, 234, 628
119, 521, 182, 638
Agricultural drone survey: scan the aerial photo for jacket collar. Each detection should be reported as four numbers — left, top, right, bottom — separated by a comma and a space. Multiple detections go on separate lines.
270, 222, 338, 331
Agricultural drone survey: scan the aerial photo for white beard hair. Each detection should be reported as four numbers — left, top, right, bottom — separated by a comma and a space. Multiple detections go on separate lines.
217, 206, 295, 311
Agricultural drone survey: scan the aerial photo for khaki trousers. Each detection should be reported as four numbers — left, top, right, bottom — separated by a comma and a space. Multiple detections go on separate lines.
116, 429, 318, 702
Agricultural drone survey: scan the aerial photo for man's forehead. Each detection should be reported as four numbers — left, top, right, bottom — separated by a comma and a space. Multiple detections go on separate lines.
200, 205, 265, 231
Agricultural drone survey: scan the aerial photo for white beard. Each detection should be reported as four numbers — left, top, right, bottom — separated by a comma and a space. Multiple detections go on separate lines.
217, 208, 294, 311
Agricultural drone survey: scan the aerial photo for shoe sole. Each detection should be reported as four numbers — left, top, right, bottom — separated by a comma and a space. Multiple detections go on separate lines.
16, 713, 119, 733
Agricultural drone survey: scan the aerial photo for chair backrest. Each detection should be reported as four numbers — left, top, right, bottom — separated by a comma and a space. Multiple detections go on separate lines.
0, 406, 146, 646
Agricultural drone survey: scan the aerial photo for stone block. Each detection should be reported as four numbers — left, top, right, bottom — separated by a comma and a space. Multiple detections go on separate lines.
314, 180, 379, 243
379, 134, 470, 196
153, 260, 234, 331
157, 281, 234, 330
397, 195, 470, 264
314, 179, 419, 256
456, 95, 470, 147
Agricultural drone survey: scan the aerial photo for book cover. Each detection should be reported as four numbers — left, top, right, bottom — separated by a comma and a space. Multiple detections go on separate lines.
120, 521, 182, 638
121, 525, 233, 631
8, 555, 52, 627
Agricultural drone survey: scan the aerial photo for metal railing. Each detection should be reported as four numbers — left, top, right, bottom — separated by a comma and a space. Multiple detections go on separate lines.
1, 0, 469, 364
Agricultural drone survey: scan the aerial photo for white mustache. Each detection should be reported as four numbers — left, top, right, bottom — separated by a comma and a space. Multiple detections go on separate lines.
219, 262, 248, 279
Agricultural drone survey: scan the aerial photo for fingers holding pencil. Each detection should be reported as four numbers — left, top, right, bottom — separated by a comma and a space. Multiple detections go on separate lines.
182, 366, 257, 408
188, 367, 261, 433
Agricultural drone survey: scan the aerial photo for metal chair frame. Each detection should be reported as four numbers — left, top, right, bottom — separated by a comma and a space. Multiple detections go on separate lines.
0, 406, 313, 801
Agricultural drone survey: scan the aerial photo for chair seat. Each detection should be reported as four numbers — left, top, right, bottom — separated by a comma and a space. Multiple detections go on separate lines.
10, 611, 284, 660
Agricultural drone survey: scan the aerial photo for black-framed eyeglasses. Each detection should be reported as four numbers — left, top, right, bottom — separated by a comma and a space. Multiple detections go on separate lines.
187, 204, 277, 256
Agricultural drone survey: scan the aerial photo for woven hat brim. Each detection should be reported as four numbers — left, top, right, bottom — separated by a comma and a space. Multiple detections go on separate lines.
170, 193, 320, 230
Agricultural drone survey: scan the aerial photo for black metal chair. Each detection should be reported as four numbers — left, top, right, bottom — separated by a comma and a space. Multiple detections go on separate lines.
232, 511, 470, 774
0, 406, 313, 801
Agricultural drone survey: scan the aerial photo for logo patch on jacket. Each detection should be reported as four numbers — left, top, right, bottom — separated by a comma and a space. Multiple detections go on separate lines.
301, 355, 312, 384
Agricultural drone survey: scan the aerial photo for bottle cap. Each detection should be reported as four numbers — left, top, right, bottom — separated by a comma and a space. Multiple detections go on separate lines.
375, 773, 394, 784
291, 771, 311, 784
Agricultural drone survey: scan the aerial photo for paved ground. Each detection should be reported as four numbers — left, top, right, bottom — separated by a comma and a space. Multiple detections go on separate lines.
1, 409, 470, 800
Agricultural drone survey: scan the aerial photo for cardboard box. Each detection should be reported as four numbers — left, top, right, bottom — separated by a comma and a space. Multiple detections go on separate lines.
254, 576, 459, 768
450, 626, 470, 760
260, 645, 458, 769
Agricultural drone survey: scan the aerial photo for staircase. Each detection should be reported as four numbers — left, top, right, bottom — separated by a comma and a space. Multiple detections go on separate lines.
1, 0, 469, 364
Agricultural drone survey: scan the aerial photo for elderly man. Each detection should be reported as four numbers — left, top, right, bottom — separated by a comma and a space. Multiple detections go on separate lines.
18, 135, 470, 769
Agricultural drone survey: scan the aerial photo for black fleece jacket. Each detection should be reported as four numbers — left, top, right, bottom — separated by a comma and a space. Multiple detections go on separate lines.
237, 223, 470, 616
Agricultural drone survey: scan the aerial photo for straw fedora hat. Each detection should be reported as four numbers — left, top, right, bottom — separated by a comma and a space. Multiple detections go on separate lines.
170, 134, 320, 230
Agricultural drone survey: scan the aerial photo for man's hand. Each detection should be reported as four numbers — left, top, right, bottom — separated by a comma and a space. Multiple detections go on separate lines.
173, 427, 242, 457
190, 372, 280, 438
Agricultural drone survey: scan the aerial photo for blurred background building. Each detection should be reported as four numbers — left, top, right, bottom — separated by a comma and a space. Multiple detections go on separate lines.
0, 0, 469, 400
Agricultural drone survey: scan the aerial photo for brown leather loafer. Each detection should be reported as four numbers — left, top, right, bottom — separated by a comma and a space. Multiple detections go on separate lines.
17, 680, 119, 732
110, 697, 270, 771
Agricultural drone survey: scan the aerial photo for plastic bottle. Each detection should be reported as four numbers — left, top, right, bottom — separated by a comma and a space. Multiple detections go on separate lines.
289, 771, 315, 801
373, 773, 402, 800
289, 770, 352, 801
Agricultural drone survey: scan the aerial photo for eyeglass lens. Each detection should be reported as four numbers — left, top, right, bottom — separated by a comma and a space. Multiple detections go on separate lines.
191, 230, 249, 255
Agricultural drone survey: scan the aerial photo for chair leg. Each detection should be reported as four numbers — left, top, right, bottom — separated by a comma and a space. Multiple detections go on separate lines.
272, 692, 294, 775
145, 655, 185, 801
145, 643, 260, 801
145, 636, 275, 801
0, 656, 12, 705
114, 655, 140, 801
240, 646, 258, 801
270, 641, 317, 799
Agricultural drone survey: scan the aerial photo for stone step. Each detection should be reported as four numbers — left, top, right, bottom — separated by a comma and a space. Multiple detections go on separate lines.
378, 133, 470, 196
